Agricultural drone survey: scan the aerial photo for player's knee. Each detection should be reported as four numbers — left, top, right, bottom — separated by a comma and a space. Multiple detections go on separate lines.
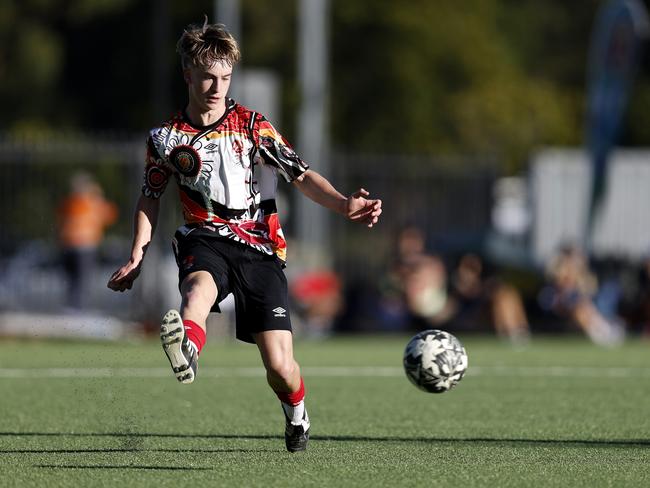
184, 285, 205, 304
266, 358, 297, 383
182, 274, 217, 309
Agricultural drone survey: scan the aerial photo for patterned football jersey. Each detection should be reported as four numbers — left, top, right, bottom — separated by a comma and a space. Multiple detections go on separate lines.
142, 98, 309, 262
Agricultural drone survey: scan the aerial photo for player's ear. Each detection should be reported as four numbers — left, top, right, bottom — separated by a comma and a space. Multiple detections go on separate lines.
183, 67, 192, 85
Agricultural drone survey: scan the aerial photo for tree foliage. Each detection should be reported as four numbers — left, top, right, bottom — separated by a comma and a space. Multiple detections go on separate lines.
1, 0, 648, 174
330, 0, 603, 171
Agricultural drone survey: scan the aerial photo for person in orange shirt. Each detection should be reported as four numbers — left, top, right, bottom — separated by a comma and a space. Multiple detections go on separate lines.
58, 172, 117, 309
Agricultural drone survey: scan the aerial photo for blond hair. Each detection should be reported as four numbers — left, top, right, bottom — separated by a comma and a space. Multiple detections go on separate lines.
176, 18, 240, 69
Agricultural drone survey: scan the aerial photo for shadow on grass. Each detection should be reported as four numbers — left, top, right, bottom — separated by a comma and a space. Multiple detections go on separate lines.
0, 432, 648, 448
36, 465, 214, 470
2, 448, 270, 454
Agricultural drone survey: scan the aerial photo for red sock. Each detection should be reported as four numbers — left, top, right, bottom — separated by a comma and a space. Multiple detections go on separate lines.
275, 377, 306, 406
183, 320, 206, 355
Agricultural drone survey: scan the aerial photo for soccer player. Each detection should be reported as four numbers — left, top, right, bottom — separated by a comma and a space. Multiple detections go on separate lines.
107, 19, 382, 452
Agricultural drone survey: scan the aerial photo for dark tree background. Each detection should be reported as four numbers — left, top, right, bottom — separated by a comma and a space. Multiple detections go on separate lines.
1, 0, 649, 173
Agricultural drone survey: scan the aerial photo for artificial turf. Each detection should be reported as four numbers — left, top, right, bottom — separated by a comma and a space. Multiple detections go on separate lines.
0, 335, 648, 487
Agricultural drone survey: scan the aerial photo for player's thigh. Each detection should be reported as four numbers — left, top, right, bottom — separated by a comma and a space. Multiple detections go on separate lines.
232, 253, 292, 342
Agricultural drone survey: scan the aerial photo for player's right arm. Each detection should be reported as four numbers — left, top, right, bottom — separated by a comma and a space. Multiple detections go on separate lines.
107, 194, 160, 292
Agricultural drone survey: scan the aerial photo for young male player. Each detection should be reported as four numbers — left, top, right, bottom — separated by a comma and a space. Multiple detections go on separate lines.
107, 20, 382, 452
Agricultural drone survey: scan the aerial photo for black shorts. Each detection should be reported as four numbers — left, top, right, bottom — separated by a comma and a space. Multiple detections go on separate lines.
172, 228, 292, 343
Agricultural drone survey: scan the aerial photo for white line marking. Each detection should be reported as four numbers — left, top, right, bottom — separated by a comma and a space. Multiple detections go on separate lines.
0, 366, 648, 379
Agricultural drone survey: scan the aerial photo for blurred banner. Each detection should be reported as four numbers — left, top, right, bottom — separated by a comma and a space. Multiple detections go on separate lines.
585, 0, 649, 249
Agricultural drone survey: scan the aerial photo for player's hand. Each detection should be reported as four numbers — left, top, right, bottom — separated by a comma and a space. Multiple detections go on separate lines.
346, 188, 382, 228
107, 260, 142, 292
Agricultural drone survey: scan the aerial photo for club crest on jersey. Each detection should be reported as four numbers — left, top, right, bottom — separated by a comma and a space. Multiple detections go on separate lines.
170, 144, 201, 178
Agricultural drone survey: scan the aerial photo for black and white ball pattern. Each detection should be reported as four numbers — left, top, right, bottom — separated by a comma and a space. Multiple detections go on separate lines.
403, 330, 468, 393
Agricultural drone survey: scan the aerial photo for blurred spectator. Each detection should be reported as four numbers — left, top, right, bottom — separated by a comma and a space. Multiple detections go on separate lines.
57, 172, 117, 309
620, 254, 650, 336
635, 256, 650, 336
538, 244, 624, 345
290, 270, 343, 338
448, 253, 531, 345
377, 226, 530, 343
372, 226, 530, 344
377, 226, 455, 331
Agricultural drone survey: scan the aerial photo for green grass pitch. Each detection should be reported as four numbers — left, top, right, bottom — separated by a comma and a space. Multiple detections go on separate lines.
0, 335, 648, 487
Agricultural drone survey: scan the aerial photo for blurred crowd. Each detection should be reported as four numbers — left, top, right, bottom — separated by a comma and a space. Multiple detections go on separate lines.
289, 225, 650, 346
8, 174, 649, 347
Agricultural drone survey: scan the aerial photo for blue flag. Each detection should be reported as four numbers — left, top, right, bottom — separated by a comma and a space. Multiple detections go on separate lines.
585, 0, 648, 250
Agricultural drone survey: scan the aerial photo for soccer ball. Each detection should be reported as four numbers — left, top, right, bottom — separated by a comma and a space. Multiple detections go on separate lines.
403, 329, 468, 393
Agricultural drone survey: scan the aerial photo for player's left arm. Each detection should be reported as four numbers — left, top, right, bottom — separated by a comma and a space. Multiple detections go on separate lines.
293, 169, 382, 228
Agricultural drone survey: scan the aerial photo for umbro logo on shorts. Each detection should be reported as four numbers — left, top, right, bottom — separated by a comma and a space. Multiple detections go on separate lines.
272, 307, 287, 317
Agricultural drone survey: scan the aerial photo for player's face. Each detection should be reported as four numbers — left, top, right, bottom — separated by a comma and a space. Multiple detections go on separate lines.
185, 60, 232, 112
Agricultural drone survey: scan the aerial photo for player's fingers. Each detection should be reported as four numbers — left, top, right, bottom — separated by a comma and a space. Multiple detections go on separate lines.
352, 188, 369, 198
360, 199, 381, 212
351, 208, 379, 225
108, 269, 131, 290
349, 207, 373, 219
107, 276, 122, 290
109, 266, 128, 282
356, 204, 381, 219
108, 276, 122, 289
364, 210, 381, 227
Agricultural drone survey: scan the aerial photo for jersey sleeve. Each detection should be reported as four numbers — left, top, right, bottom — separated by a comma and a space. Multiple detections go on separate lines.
142, 135, 172, 199
254, 115, 309, 182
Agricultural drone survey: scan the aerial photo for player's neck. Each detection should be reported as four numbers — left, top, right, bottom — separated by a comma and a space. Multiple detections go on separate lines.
186, 100, 227, 127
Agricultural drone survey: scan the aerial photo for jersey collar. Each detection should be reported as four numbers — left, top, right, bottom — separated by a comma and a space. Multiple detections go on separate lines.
182, 98, 236, 131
